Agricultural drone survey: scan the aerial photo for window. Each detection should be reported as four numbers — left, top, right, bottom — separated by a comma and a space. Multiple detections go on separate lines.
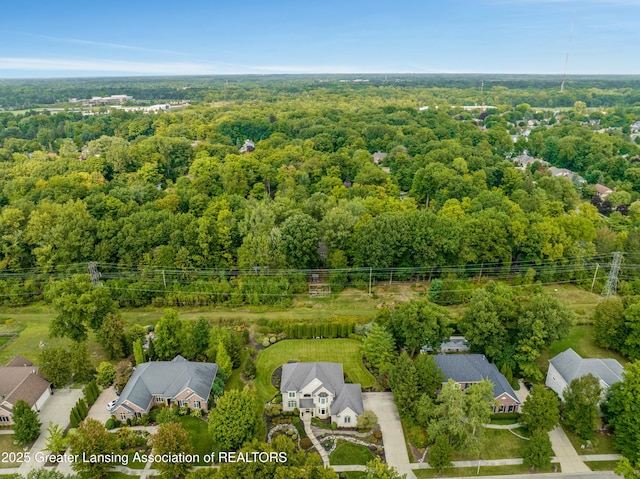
320, 409, 326, 415
508, 405, 515, 413
120, 413, 127, 421
344, 416, 351, 424
136, 412, 142, 418
319, 396, 326, 404
0, 416, 9, 423
499, 405, 505, 413
288, 392, 296, 398
193, 401, 201, 409
288, 401, 296, 408
154, 395, 163, 403
179, 400, 187, 407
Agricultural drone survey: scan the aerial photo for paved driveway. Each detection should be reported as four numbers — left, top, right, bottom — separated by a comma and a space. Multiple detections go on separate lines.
88, 385, 118, 423
18, 388, 84, 473
363, 392, 417, 479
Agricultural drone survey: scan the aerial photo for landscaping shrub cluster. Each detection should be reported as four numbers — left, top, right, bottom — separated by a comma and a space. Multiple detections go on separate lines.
69, 399, 89, 428
83, 380, 99, 406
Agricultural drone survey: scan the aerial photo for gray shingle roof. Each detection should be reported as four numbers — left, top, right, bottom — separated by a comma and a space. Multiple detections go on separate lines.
280, 362, 364, 416
549, 348, 623, 388
115, 357, 217, 411
280, 362, 345, 395
332, 384, 364, 415
434, 354, 519, 404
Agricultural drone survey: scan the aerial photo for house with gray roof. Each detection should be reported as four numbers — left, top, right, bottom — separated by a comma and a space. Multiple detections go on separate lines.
545, 348, 623, 401
0, 356, 52, 425
281, 362, 363, 427
434, 354, 520, 413
111, 356, 217, 421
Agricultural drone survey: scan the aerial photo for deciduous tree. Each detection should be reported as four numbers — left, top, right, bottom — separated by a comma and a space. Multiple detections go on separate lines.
151, 422, 193, 479
563, 373, 602, 440
12, 399, 41, 445
68, 418, 118, 478
521, 386, 560, 433
208, 387, 259, 450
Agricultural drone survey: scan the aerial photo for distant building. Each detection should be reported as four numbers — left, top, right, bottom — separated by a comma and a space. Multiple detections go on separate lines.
512, 153, 548, 170
594, 184, 613, 199
421, 336, 469, 354
372, 151, 388, 165
545, 348, 623, 401
239, 139, 255, 153
83, 95, 133, 106
0, 356, 52, 425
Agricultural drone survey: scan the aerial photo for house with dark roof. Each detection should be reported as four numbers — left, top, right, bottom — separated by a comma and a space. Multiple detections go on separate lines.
111, 356, 217, 421
434, 354, 520, 413
0, 356, 52, 425
545, 348, 623, 401
281, 362, 363, 427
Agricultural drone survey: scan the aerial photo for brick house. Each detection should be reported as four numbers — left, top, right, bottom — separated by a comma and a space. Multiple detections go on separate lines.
434, 354, 521, 413
111, 356, 217, 421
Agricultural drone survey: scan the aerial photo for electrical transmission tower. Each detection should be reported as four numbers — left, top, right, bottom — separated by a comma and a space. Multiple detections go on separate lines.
88, 261, 102, 287
600, 252, 623, 300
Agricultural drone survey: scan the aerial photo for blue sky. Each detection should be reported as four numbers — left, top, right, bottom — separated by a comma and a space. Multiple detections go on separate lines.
1, 0, 639, 77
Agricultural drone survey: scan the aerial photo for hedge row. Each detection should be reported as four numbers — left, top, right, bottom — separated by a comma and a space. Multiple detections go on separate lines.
69, 398, 89, 428
284, 322, 354, 339
83, 380, 99, 406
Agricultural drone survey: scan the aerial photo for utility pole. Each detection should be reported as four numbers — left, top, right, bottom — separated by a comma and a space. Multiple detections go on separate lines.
369, 267, 373, 296
590, 263, 599, 292
600, 252, 623, 300
88, 261, 102, 288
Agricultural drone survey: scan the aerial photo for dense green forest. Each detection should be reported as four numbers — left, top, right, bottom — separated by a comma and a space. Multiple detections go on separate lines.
1, 75, 639, 306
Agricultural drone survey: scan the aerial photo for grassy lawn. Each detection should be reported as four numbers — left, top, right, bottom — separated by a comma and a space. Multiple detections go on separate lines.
454, 429, 529, 461
339, 473, 366, 479
561, 425, 619, 455
104, 473, 139, 479
330, 442, 374, 466
178, 416, 216, 464
120, 287, 386, 327
0, 308, 107, 366
414, 463, 559, 478
255, 339, 376, 403
542, 284, 600, 323
0, 435, 24, 468
585, 461, 620, 471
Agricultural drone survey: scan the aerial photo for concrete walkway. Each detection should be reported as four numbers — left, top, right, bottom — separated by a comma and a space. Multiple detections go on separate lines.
363, 392, 417, 479
549, 426, 592, 473
302, 415, 330, 467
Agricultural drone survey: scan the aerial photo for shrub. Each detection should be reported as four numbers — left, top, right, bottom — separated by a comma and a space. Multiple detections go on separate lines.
331, 422, 337, 430
300, 437, 313, 450
105, 418, 118, 430
408, 425, 429, 448
191, 409, 203, 418
373, 429, 382, 440
265, 404, 282, 417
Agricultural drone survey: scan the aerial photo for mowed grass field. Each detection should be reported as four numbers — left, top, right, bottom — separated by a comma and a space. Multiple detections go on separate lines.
255, 338, 376, 403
